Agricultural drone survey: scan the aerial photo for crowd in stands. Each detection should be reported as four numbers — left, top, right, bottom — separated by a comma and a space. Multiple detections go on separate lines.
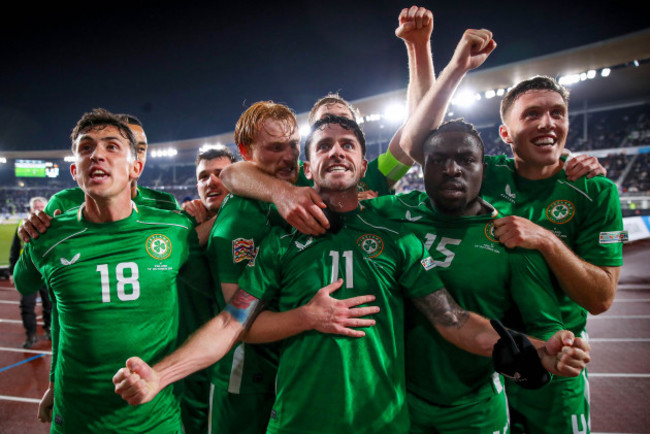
2, 102, 650, 218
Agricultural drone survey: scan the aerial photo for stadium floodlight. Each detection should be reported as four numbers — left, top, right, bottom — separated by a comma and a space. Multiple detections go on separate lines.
496, 88, 505, 96
586, 70, 597, 79
365, 113, 382, 122
580, 72, 588, 81
383, 103, 406, 124
299, 123, 311, 137
451, 89, 477, 107
601, 68, 611, 77
485, 89, 496, 99
199, 143, 226, 153
151, 147, 178, 158
0, 157, 6, 164
64, 155, 76, 162
558, 73, 581, 86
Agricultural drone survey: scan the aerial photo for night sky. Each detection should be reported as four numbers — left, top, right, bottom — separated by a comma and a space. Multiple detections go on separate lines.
1, 0, 647, 151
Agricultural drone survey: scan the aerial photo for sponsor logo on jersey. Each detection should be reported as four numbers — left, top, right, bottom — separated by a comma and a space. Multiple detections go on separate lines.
233, 238, 255, 263
146, 234, 172, 260
484, 221, 499, 242
357, 234, 383, 258
500, 184, 516, 203
295, 237, 314, 251
405, 210, 422, 222
546, 199, 575, 224
599, 231, 628, 244
420, 256, 435, 271
60, 253, 80, 266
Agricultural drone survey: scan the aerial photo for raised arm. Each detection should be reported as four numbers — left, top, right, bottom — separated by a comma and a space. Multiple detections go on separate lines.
400, 29, 496, 164
219, 161, 329, 235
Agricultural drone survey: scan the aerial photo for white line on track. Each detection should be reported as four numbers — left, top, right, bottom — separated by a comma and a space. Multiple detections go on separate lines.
0, 346, 52, 355
0, 319, 44, 325
0, 395, 40, 404
0, 300, 19, 305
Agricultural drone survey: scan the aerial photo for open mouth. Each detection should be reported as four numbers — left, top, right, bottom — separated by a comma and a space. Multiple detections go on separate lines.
532, 136, 556, 147
89, 168, 109, 181
326, 164, 349, 173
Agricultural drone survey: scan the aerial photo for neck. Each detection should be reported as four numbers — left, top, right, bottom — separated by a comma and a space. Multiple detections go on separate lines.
430, 197, 490, 217
83, 191, 133, 223
317, 186, 359, 213
130, 182, 138, 199
513, 158, 562, 180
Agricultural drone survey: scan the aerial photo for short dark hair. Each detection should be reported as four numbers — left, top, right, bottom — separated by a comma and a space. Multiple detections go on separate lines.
423, 118, 484, 158
500, 75, 570, 123
70, 108, 137, 158
195, 145, 237, 165
304, 114, 366, 161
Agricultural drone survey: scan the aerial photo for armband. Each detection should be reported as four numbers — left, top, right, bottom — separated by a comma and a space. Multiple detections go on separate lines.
225, 290, 265, 330
490, 319, 550, 390
377, 149, 411, 182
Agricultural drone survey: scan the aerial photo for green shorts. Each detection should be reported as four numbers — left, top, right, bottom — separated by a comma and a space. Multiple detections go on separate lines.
407, 375, 509, 434
507, 370, 590, 434
209, 383, 275, 434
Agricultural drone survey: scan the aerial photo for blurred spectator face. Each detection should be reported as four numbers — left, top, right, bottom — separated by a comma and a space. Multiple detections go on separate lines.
196, 156, 233, 212
499, 90, 569, 175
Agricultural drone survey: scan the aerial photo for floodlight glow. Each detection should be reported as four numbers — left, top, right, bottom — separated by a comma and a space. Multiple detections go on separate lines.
580, 72, 587, 81
199, 143, 226, 153
558, 74, 580, 86
299, 123, 311, 137
587, 70, 596, 79
496, 88, 505, 96
366, 113, 381, 122
485, 89, 496, 99
151, 147, 178, 158
452, 90, 477, 107
64, 156, 76, 162
601, 68, 611, 77
0, 157, 6, 164
383, 103, 406, 123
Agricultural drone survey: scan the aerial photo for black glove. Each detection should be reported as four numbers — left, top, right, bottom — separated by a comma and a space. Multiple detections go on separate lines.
490, 319, 551, 390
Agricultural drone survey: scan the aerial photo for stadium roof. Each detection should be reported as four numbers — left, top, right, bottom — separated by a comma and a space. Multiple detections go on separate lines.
3, 28, 649, 163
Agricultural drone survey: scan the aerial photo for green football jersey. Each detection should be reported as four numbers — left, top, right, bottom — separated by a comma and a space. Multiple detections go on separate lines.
480, 155, 625, 334
14, 203, 196, 433
240, 205, 444, 434
206, 194, 286, 395
45, 185, 180, 216
366, 191, 564, 406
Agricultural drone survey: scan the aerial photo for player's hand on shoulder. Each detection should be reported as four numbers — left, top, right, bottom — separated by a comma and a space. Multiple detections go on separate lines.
395, 6, 433, 45
493, 216, 550, 250
113, 357, 161, 405
182, 199, 210, 223
18, 209, 56, 243
358, 190, 379, 201
564, 153, 607, 181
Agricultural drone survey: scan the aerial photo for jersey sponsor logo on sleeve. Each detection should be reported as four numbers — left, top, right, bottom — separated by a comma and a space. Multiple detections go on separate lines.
357, 234, 383, 258
232, 238, 255, 263
60, 253, 81, 265
599, 231, 628, 244
546, 199, 575, 224
420, 256, 435, 271
146, 234, 172, 260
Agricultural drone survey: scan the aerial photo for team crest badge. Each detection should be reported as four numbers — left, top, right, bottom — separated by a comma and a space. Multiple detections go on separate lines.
233, 238, 256, 263
357, 234, 383, 258
146, 234, 172, 260
357, 181, 370, 192
484, 221, 499, 242
546, 200, 575, 224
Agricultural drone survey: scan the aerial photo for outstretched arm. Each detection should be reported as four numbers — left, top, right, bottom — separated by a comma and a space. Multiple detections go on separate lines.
220, 161, 329, 235
113, 289, 262, 405
400, 29, 496, 164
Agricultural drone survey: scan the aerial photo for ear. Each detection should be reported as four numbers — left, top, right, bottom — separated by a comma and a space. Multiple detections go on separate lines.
360, 159, 368, 178
498, 124, 513, 144
70, 163, 78, 181
238, 143, 251, 161
130, 160, 144, 180
303, 161, 313, 180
